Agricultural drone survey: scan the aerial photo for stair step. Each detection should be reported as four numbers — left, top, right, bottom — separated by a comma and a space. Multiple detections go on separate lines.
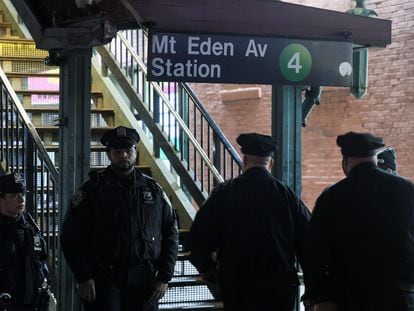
177, 251, 191, 261
26, 107, 114, 127
5, 71, 59, 77
0, 10, 5, 23
160, 302, 223, 310
0, 22, 12, 37
168, 276, 206, 287
44, 145, 107, 151
0, 37, 47, 59
25, 107, 114, 114
161, 279, 217, 309
34, 126, 111, 132
15, 90, 103, 96
16, 90, 103, 106
0, 60, 58, 75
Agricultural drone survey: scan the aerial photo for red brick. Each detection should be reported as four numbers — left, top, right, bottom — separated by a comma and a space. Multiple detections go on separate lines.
192, 0, 413, 208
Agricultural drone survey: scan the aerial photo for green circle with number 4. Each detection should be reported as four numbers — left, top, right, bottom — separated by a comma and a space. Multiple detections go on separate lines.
279, 44, 312, 82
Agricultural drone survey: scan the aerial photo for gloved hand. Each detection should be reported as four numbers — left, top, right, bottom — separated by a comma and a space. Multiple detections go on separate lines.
78, 279, 96, 303
147, 280, 168, 303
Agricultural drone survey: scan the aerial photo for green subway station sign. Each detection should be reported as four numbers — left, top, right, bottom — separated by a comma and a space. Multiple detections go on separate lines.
148, 32, 353, 86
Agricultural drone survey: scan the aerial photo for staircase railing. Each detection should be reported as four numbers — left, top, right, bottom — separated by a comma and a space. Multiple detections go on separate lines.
0, 66, 59, 283
95, 29, 242, 207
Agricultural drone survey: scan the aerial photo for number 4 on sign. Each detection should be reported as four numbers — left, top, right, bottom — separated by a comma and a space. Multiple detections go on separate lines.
288, 52, 302, 73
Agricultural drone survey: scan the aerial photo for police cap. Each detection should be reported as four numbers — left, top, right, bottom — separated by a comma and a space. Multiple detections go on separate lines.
100, 126, 140, 149
236, 133, 278, 157
377, 147, 397, 171
336, 131, 384, 157
0, 173, 28, 195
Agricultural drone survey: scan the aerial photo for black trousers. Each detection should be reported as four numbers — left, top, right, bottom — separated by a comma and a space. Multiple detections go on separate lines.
222, 284, 297, 311
82, 283, 158, 311
341, 289, 414, 311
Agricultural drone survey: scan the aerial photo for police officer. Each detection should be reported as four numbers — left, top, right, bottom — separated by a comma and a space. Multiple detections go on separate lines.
377, 147, 397, 174
60, 126, 179, 311
188, 132, 311, 311
0, 173, 49, 311
305, 132, 414, 311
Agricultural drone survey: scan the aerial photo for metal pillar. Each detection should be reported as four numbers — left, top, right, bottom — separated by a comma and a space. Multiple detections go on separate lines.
58, 48, 92, 311
271, 85, 302, 195
272, 85, 303, 311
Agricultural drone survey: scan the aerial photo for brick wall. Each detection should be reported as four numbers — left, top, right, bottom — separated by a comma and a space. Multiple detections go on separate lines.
303, 0, 414, 208
192, 0, 414, 209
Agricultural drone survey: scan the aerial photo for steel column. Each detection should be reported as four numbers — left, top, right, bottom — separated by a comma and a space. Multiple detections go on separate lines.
271, 85, 302, 195
272, 85, 303, 311
58, 48, 92, 311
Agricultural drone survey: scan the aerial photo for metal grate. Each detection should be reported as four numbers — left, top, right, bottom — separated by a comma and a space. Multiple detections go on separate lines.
31, 94, 59, 106
12, 60, 54, 73
0, 41, 48, 58
41, 112, 58, 126
91, 113, 108, 127
160, 259, 216, 306
161, 283, 214, 304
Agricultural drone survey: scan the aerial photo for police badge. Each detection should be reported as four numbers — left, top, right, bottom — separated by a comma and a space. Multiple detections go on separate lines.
143, 188, 154, 204
116, 126, 127, 137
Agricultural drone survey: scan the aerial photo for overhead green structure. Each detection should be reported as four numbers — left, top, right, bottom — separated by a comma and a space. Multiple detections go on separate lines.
347, 0, 379, 99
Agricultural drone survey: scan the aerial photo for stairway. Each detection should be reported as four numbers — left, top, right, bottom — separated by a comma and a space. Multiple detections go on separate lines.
159, 230, 223, 310
0, 13, 161, 176
0, 2, 225, 309
0, 37, 116, 170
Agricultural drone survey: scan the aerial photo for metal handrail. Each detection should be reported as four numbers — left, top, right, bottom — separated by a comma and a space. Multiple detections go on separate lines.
98, 29, 242, 198
180, 83, 241, 165
0, 65, 59, 281
116, 32, 224, 183
0, 69, 58, 178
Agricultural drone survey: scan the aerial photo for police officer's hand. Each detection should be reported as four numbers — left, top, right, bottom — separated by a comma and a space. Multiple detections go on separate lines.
78, 279, 96, 303
147, 280, 168, 303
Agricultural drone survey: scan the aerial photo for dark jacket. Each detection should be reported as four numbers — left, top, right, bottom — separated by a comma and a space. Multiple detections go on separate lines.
0, 212, 48, 306
189, 167, 310, 291
60, 167, 178, 284
305, 162, 414, 308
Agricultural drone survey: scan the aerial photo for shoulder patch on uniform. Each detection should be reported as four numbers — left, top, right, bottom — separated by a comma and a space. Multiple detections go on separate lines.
33, 235, 42, 251
71, 189, 86, 208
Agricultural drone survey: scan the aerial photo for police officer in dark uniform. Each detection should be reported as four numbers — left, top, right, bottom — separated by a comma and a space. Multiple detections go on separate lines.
60, 126, 179, 311
188, 132, 311, 311
377, 147, 397, 174
0, 173, 49, 311
305, 132, 414, 311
